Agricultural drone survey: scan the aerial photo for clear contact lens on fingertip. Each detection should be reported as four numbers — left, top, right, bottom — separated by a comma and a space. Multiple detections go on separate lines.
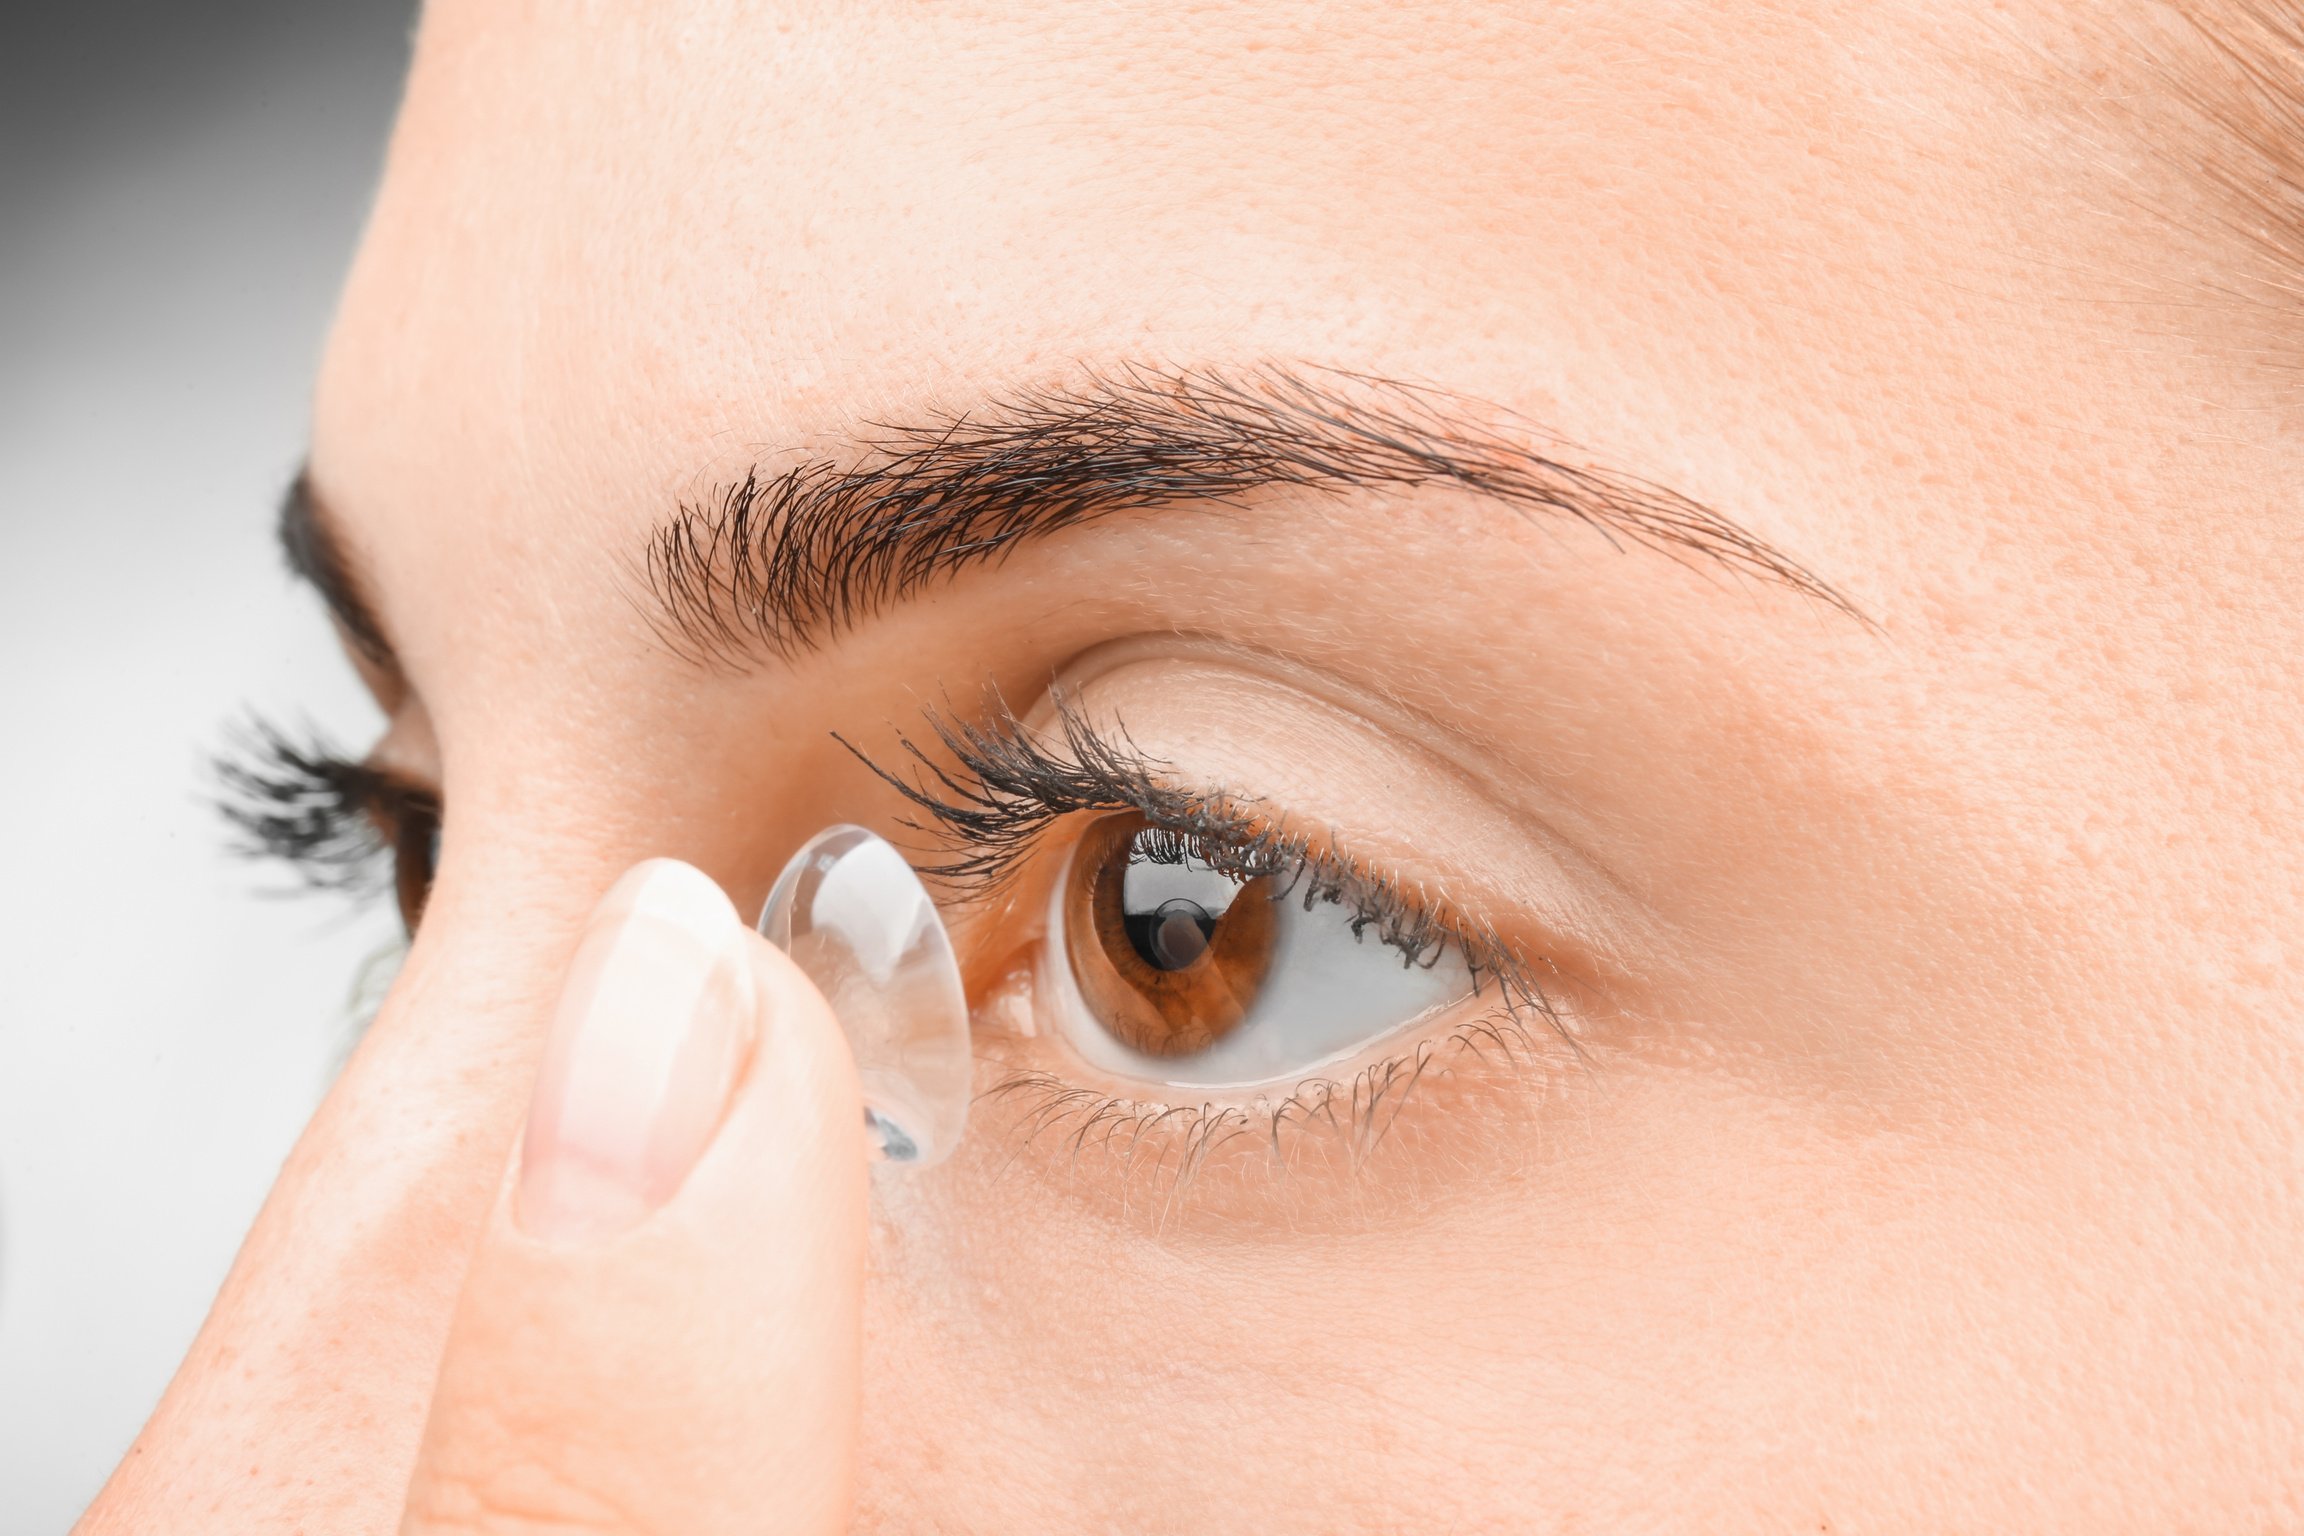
758, 824, 972, 1168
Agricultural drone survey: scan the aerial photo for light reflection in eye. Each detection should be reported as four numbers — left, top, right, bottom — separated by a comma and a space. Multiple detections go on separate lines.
1041, 811, 1474, 1089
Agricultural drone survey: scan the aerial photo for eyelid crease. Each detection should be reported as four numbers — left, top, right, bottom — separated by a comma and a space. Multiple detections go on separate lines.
1040, 633, 1670, 956
1033, 642, 1676, 1003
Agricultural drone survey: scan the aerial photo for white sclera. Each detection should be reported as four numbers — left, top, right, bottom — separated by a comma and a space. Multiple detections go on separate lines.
758, 825, 972, 1167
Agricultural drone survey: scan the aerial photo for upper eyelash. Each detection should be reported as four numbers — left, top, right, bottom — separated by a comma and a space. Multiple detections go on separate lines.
212, 715, 434, 895
846, 694, 1564, 1017
840, 694, 1225, 889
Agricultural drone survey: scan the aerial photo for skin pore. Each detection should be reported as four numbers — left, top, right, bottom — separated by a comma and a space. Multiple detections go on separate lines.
84, 0, 2304, 1530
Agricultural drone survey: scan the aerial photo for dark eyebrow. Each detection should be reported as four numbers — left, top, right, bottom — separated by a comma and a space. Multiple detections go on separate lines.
278, 469, 397, 670
645, 363, 1855, 667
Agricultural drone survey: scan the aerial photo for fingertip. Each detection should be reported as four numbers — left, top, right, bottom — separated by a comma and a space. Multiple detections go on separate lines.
516, 859, 758, 1244
731, 927, 875, 1171
406, 865, 870, 1536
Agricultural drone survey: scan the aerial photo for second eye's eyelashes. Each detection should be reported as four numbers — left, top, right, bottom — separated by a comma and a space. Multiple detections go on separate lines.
214, 715, 442, 929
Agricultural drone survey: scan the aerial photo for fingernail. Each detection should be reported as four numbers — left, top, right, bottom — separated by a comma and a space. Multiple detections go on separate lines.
518, 859, 757, 1242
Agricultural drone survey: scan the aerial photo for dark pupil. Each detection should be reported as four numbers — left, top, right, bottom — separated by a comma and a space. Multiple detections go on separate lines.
1125, 897, 1217, 971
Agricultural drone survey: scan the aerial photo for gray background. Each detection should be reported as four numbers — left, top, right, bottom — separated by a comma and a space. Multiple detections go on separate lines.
0, 3, 416, 1528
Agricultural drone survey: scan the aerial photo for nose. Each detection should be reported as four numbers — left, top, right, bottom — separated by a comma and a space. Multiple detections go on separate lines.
100, 850, 604, 1526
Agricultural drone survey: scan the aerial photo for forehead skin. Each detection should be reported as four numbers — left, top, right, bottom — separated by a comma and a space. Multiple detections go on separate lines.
319, 0, 2303, 715
136, 0, 2304, 1530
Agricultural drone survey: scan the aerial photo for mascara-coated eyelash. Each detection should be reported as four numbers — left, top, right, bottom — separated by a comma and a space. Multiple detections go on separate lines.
214, 715, 441, 928
850, 695, 1566, 1033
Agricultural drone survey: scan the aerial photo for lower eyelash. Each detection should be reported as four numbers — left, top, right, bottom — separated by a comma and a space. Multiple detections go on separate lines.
973, 1003, 1570, 1215
987, 1051, 1443, 1174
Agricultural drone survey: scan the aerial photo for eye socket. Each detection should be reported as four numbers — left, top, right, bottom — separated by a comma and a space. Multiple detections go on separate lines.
1041, 810, 1477, 1089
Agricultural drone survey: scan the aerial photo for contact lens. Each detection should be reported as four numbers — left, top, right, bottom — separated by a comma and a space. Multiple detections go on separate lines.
758, 825, 971, 1167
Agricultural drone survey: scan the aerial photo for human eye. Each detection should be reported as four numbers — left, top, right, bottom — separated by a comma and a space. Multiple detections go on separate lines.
849, 667, 1588, 1207
214, 714, 443, 934
1040, 807, 1474, 1086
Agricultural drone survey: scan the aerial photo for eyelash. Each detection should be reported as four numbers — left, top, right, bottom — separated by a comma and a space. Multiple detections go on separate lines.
853, 699, 1467, 963
852, 696, 1575, 1181
214, 715, 442, 925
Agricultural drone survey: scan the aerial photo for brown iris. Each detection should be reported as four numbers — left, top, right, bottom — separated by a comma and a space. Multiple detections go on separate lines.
1061, 812, 1280, 1057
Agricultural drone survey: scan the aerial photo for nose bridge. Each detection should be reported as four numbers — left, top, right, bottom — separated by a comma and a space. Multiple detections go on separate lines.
328, 860, 585, 1236
303, 821, 648, 1295
370, 828, 610, 1078
116, 848, 608, 1522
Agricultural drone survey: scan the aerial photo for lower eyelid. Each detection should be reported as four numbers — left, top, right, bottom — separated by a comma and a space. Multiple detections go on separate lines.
961, 986, 1590, 1232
